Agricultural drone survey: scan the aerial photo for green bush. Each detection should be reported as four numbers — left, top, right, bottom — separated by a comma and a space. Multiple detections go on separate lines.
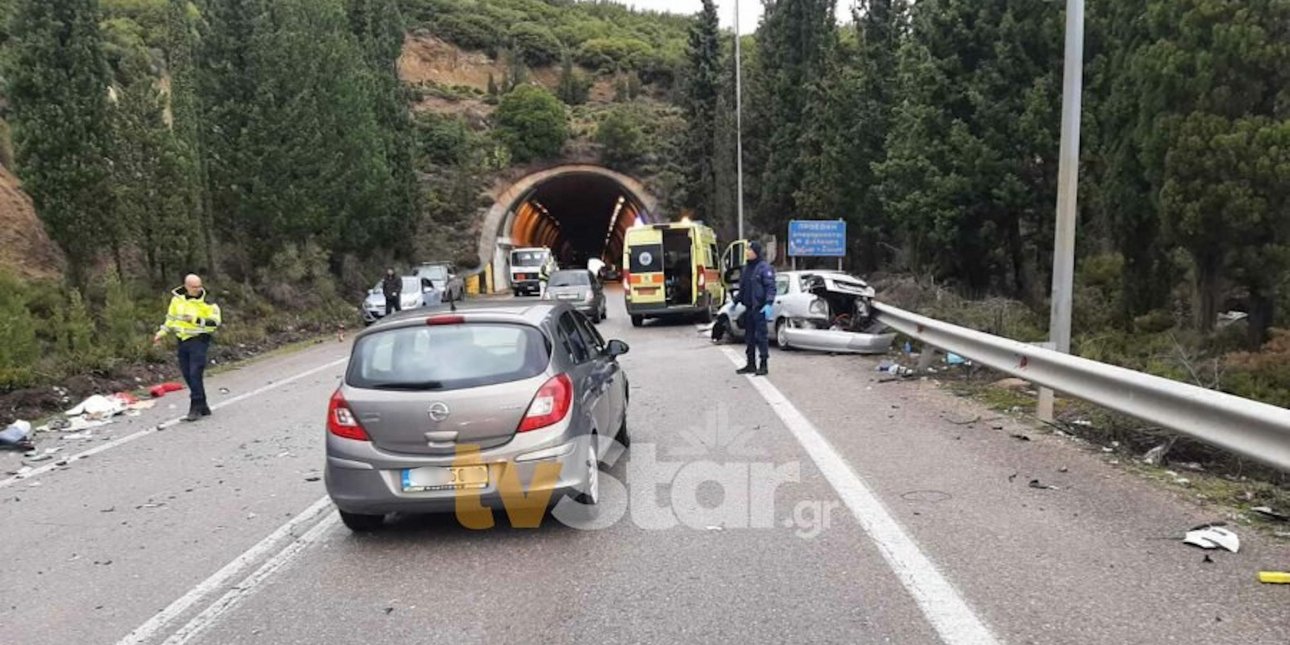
494, 85, 568, 162
433, 13, 504, 55
575, 38, 653, 73
595, 106, 645, 170
415, 112, 480, 166
103, 270, 145, 361
509, 22, 563, 67
0, 274, 38, 377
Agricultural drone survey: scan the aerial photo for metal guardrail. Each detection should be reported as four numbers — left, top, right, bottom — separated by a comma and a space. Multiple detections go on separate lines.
873, 302, 1290, 472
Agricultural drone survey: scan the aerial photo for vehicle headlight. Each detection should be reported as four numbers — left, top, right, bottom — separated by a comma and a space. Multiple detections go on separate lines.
809, 299, 828, 315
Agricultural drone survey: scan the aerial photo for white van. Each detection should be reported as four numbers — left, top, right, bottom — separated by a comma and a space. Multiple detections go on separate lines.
509, 247, 555, 297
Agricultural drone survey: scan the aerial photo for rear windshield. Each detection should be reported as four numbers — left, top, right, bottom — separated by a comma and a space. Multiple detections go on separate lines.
419, 265, 448, 280
512, 251, 547, 267
628, 243, 663, 273
549, 271, 590, 287
347, 323, 550, 391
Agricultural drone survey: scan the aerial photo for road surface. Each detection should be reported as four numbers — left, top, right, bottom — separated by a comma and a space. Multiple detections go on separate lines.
2, 289, 1287, 644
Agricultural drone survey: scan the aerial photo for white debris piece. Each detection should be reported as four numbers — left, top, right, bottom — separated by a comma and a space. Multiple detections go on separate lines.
1184, 525, 1241, 553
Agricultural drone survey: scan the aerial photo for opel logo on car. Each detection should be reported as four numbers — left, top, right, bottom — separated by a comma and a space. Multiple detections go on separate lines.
428, 402, 451, 422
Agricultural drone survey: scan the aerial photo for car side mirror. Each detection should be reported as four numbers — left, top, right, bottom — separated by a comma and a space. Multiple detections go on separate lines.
604, 339, 630, 359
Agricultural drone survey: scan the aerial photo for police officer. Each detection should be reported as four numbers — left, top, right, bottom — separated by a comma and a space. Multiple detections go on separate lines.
154, 274, 222, 422
736, 241, 776, 376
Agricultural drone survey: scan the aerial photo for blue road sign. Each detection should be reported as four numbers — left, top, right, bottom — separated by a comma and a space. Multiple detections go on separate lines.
788, 220, 846, 257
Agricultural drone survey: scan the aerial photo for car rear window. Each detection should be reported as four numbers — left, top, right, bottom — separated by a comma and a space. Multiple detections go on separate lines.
629, 243, 663, 273
347, 323, 550, 391
549, 271, 590, 287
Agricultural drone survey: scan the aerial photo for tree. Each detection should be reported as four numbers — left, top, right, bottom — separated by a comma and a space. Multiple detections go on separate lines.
876, 0, 1061, 297
347, 0, 419, 258
596, 106, 645, 170
1132, 0, 1290, 339
198, 0, 261, 277
164, 0, 211, 274
681, 0, 720, 225
494, 85, 568, 162
510, 22, 563, 67
748, 0, 837, 234
109, 47, 194, 282
6, 0, 115, 284
556, 52, 590, 105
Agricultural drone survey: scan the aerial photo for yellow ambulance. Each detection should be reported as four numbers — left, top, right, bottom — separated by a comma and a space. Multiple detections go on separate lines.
623, 221, 729, 327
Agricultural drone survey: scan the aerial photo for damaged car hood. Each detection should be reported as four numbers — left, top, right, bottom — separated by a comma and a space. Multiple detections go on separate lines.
805, 273, 877, 298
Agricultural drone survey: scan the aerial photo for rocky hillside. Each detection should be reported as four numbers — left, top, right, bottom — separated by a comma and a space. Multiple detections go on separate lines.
0, 164, 64, 281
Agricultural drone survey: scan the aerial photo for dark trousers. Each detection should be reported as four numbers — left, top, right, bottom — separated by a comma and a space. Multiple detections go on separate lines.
742, 309, 769, 364
178, 337, 210, 407
385, 295, 401, 315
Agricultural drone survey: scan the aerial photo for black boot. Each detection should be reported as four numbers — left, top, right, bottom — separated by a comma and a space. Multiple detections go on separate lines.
755, 357, 769, 376
184, 403, 201, 422
736, 361, 757, 375
199, 403, 212, 417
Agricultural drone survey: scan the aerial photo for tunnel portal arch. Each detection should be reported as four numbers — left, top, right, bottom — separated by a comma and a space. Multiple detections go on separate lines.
477, 165, 660, 291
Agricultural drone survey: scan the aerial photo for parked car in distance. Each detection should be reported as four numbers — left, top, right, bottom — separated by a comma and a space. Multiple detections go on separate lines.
415, 262, 465, 302
543, 269, 607, 323
325, 303, 632, 531
712, 270, 895, 354
361, 276, 442, 326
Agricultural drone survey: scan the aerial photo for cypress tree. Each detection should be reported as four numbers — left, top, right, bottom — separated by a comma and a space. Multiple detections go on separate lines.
682, 0, 720, 225
6, 0, 115, 284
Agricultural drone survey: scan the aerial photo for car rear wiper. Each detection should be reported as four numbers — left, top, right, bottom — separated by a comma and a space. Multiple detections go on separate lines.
370, 381, 445, 390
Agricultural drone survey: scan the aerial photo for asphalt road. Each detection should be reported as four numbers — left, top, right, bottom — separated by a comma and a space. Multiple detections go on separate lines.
2, 287, 1287, 644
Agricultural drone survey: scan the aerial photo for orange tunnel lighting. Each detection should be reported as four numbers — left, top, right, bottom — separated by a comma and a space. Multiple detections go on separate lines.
508, 173, 652, 268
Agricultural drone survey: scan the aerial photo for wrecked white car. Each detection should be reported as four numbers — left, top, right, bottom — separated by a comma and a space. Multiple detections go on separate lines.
711, 270, 896, 354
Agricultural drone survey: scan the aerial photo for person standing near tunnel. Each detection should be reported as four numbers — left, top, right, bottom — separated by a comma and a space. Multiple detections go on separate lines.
736, 241, 776, 377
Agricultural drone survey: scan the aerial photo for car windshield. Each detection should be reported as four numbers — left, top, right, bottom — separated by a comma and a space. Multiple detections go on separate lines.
420, 265, 448, 280
512, 251, 547, 267
348, 323, 550, 391
549, 271, 590, 287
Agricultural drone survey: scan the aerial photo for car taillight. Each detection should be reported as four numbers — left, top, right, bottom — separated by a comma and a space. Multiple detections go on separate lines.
327, 390, 369, 441
698, 270, 706, 289
517, 374, 573, 433
426, 314, 464, 325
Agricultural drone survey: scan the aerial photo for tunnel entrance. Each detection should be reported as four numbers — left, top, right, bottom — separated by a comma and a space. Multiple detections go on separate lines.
478, 165, 659, 292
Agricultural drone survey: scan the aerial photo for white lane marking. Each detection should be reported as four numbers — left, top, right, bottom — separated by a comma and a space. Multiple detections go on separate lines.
722, 347, 998, 645
161, 511, 341, 645
115, 496, 333, 645
0, 357, 348, 490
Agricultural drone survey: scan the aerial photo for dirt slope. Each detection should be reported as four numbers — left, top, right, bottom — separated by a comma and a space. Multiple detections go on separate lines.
0, 164, 65, 281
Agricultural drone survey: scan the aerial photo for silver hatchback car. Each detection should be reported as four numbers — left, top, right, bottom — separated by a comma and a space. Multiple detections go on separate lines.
325, 304, 631, 531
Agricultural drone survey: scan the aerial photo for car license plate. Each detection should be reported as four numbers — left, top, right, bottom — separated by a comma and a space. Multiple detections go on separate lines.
401, 465, 489, 492
636, 287, 658, 295
558, 293, 579, 300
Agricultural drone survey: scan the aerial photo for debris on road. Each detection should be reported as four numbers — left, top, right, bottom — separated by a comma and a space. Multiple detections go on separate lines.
946, 415, 981, 426
1251, 506, 1289, 523
1028, 479, 1060, 490
149, 382, 185, 398
1183, 524, 1241, 553
1010, 434, 1031, 442
0, 420, 34, 450
1143, 440, 1175, 466
65, 394, 128, 419
1202, 554, 1214, 564
1008, 473, 1018, 483
219, 387, 231, 395
304, 476, 321, 482
1258, 571, 1290, 584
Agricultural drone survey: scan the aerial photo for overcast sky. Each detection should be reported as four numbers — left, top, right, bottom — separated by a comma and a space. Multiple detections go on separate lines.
608, 1, 854, 34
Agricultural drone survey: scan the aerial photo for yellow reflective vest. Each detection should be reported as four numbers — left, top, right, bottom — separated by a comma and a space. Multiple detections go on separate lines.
156, 287, 222, 342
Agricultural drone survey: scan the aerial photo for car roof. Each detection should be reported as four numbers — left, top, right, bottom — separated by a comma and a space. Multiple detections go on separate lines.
359, 302, 569, 337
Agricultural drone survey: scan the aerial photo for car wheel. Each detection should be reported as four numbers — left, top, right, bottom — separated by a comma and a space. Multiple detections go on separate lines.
776, 319, 792, 350
631, 315, 643, 328
616, 413, 631, 449
339, 510, 384, 532
698, 297, 713, 324
712, 315, 728, 343
575, 440, 600, 506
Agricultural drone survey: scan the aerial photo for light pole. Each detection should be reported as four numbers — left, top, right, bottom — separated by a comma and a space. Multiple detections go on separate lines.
1038, 0, 1085, 422
734, 0, 745, 241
